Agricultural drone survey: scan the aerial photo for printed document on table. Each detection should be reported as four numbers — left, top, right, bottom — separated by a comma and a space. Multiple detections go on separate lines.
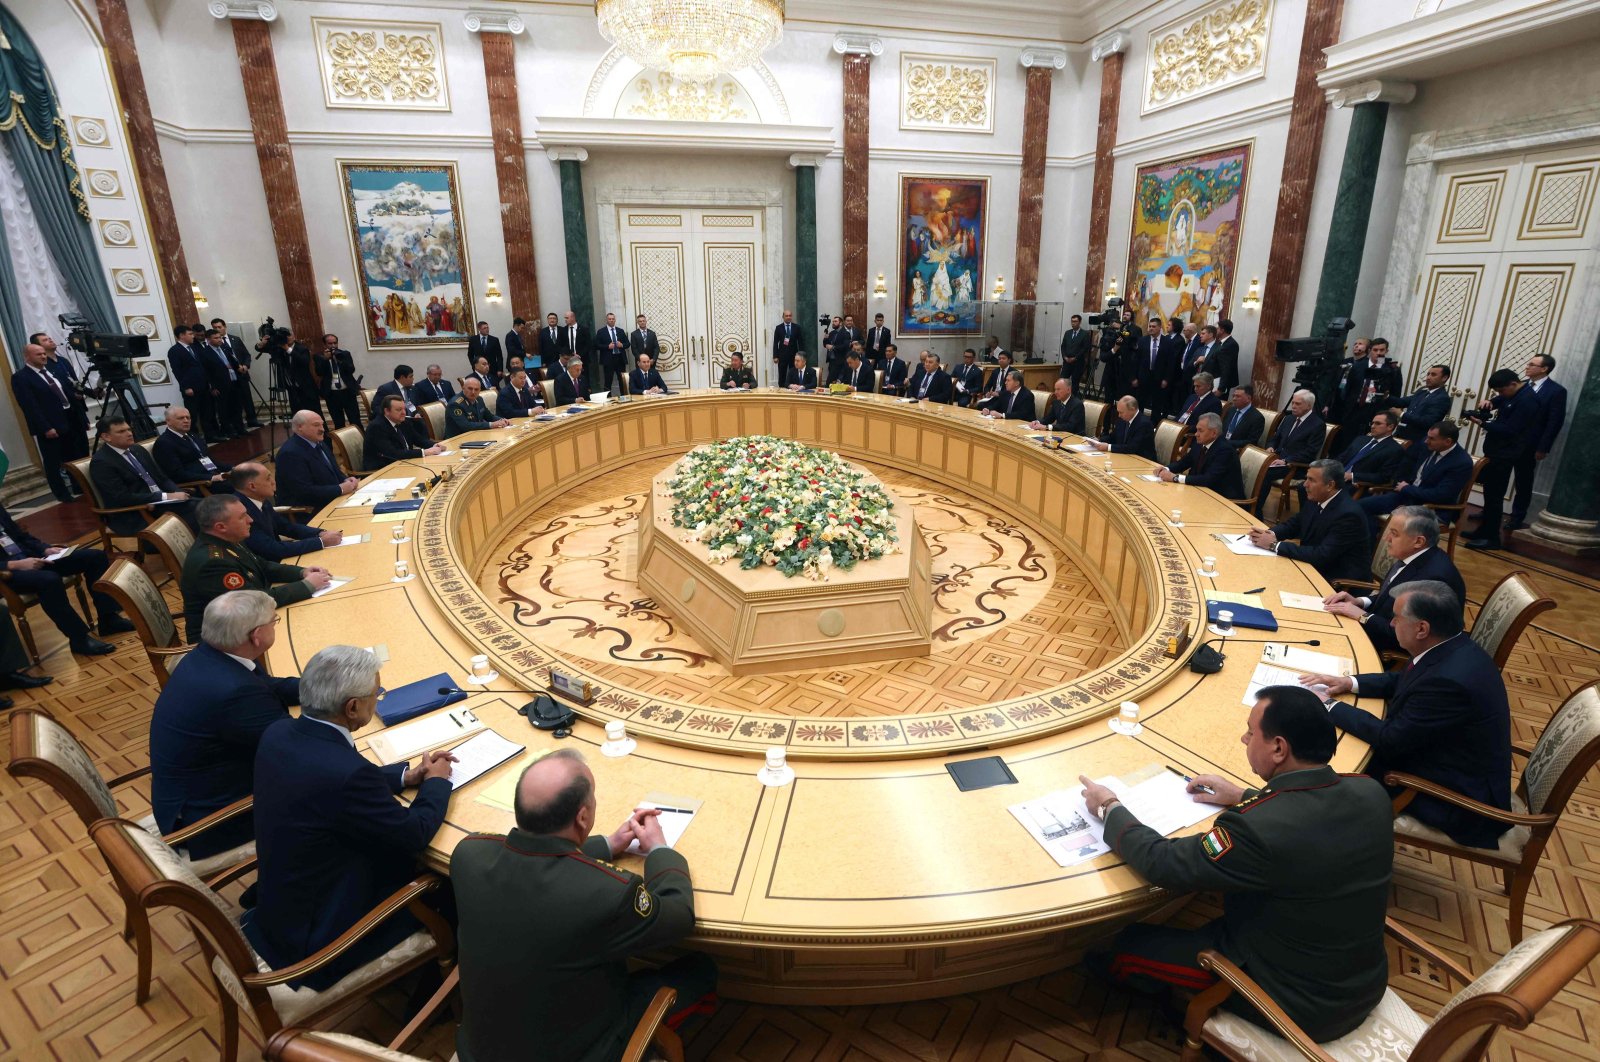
341, 478, 412, 507
447, 729, 526, 790
1065, 441, 1099, 453
1261, 643, 1353, 675
1219, 533, 1278, 558
626, 794, 703, 855
1106, 772, 1217, 836
321, 533, 371, 549
1243, 662, 1315, 707
1009, 790, 1110, 867
311, 576, 352, 598
1279, 591, 1327, 612
366, 707, 484, 764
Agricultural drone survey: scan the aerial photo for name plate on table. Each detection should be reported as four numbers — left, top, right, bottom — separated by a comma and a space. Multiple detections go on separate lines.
548, 668, 597, 705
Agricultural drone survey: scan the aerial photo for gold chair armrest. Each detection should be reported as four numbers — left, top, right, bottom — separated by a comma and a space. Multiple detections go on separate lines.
620, 987, 678, 1062
1511, 740, 1535, 759
161, 795, 252, 846
204, 856, 258, 890
1331, 578, 1380, 594
1185, 950, 1339, 1062
1383, 771, 1557, 827
91, 503, 158, 517
1382, 917, 1474, 986
242, 874, 445, 987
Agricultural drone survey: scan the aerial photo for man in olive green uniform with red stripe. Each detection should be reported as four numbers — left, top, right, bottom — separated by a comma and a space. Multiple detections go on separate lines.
180, 494, 330, 643
1079, 686, 1393, 1044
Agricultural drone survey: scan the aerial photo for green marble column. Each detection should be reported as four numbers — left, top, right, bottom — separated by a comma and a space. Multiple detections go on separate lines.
1311, 101, 1390, 330
1525, 324, 1600, 554
794, 161, 818, 369
558, 156, 597, 387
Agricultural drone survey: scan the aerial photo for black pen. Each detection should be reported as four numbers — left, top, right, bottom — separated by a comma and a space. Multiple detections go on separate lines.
1242, 587, 1266, 595
1165, 765, 1215, 795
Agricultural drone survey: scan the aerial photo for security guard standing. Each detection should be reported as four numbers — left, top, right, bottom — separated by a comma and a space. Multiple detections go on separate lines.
1079, 686, 1393, 1044
180, 494, 331, 642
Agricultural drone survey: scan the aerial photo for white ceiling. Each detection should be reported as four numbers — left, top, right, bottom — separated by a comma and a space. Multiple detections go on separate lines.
785, 0, 1165, 44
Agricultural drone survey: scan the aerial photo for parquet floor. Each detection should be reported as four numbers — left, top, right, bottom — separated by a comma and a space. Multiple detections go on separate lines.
1, 512, 1597, 1060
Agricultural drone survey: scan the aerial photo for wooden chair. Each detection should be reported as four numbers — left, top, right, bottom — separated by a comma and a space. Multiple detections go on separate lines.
0, 563, 93, 666
1227, 445, 1274, 511
329, 425, 364, 478
1153, 419, 1188, 465
8, 706, 255, 1004
1330, 521, 1398, 597
1273, 422, 1340, 514
1258, 409, 1284, 448
143, 437, 214, 497
1470, 571, 1556, 671
1081, 399, 1110, 439
1428, 457, 1490, 559
94, 558, 189, 688
137, 513, 195, 587
539, 379, 558, 408
1385, 681, 1600, 945
1181, 915, 1600, 1062
419, 402, 447, 442
358, 389, 378, 423
90, 816, 454, 1062
67, 456, 158, 557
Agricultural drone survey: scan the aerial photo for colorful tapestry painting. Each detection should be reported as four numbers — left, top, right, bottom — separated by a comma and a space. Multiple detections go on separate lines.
1122, 143, 1251, 328
339, 162, 474, 347
898, 176, 988, 336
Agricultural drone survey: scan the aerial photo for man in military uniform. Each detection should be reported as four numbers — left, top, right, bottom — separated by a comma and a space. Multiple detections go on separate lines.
719, 351, 756, 390
1079, 685, 1393, 1044
180, 494, 331, 643
452, 747, 716, 1062
446, 376, 509, 437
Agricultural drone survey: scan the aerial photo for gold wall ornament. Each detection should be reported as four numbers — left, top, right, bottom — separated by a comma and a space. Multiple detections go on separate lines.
1144, 0, 1273, 114
625, 73, 750, 122
313, 18, 451, 111
899, 54, 995, 133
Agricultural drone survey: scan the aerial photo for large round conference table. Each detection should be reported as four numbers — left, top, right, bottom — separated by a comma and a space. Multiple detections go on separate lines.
267, 389, 1382, 1004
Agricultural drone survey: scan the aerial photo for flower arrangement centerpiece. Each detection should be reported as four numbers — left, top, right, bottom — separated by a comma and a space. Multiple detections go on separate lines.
666, 436, 900, 580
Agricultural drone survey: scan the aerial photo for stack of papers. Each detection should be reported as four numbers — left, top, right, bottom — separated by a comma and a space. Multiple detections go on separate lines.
1261, 643, 1353, 675
1010, 769, 1218, 867
366, 707, 485, 764
322, 533, 371, 549
341, 477, 411, 507
1278, 591, 1327, 612
1064, 441, 1099, 453
626, 794, 702, 854
311, 576, 353, 598
446, 730, 526, 790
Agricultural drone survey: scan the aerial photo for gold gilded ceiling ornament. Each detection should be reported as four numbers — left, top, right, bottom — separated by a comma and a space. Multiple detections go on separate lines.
325, 28, 442, 105
595, 0, 784, 84
903, 60, 991, 129
627, 73, 749, 121
1147, 0, 1271, 112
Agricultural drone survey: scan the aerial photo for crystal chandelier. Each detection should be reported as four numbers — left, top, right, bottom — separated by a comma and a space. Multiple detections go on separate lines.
596, 0, 785, 84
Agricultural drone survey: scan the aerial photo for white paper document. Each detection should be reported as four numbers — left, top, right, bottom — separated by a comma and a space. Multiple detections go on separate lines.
1065, 441, 1099, 453
1011, 771, 1218, 867
367, 707, 485, 764
341, 477, 412, 507
626, 793, 703, 854
44, 546, 77, 563
321, 533, 371, 549
1138, 473, 1163, 482
311, 576, 353, 598
1243, 662, 1314, 707
446, 729, 526, 790
1219, 533, 1279, 558
1278, 591, 1327, 612
1261, 643, 1353, 675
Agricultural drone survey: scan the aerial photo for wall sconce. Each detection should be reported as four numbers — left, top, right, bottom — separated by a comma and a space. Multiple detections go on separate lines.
872, 271, 887, 299
1241, 276, 1262, 311
190, 280, 208, 309
992, 275, 1007, 300
328, 278, 349, 307
485, 275, 503, 304
1104, 276, 1118, 301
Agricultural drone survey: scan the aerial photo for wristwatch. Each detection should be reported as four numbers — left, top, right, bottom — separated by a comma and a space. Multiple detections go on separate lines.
1099, 797, 1122, 818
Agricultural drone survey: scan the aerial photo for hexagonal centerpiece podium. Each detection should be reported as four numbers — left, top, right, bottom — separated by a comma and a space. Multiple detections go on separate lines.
637, 455, 932, 676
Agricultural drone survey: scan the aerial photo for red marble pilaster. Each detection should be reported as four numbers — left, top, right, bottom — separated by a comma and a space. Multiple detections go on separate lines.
1011, 64, 1054, 352
1082, 52, 1124, 313
1251, 0, 1346, 407
232, 19, 325, 351
841, 52, 871, 324
480, 32, 540, 319
95, 0, 193, 327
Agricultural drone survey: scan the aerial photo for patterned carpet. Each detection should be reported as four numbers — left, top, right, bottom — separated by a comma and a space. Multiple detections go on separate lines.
0, 519, 1596, 1059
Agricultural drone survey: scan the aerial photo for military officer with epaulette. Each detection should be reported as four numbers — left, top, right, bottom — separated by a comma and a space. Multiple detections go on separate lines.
445, 376, 510, 437
180, 493, 331, 642
1078, 685, 1393, 1044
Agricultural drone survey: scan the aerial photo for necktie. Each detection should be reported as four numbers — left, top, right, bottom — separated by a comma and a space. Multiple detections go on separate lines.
39, 368, 69, 408
1379, 558, 1407, 595
1005, 391, 1016, 415
310, 439, 335, 475
1351, 438, 1376, 467
331, 356, 344, 389
1150, 340, 1158, 369
1194, 445, 1208, 471
214, 348, 236, 380
124, 450, 159, 491
1228, 410, 1243, 436
919, 372, 930, 398
1418, 452, 1439, 484
569, 326, 576, 350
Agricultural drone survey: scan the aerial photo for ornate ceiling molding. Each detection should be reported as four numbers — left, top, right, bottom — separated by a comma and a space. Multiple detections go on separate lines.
1143, 0, 1272, 114
311, 18, 451, 112
899, 54, 995, 134
1327, 79, 1417, 108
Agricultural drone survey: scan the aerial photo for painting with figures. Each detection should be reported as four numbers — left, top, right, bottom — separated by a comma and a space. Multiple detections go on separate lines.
339, 161, 474, 347
1121, 143, 1252, 329
898, 176, 987, 336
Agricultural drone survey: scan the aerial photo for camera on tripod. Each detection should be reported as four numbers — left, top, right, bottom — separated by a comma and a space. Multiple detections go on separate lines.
1085, 297, 1125, 329
1274, 317, 1355, 410
59, 312, 157, 437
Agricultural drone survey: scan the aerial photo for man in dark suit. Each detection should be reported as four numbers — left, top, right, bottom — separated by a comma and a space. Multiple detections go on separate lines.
827, 314, 861, 381
976, 351, 1016, 406
167, 326, 215, 439
1059, 315, 1092, 388
1359, 420, 1474, 538
562, 310, 591, 371
0, 502, 125, 654
878, 344, 910, 396
865, 313, 892, 362
1204, 318, 1241, 396
631, 314, 661, 374
447, 378, 510, 436
1219, 384, 1266, 452
1173, 324, 1207, 408
1157, 413, 1243, 498
1323, 506, 1464, 655
1336, 338, 1404, 426
33, 333, 92, 464
373, 365, 433, 448
1031, 378, 1086, 435
494, 369, 545, 418
415, 364, 455, 406
553, 358, 589, 406
149, 589, 299, 858
782, 352, 818, 391
88, 417, 197, 534
453, 749, 716, 1062
906, 351, 953, 403
979, 369, 1036, 421
209, 319, 262, 428
153, 407, 230, 488
540, 312, 567, 367
281, 330, 320, 415
13, 340, 83, 501
1256, 389, 1327, 516
504, 318, 527, 374
247, 646, 454, 989
274, 411, 359, 509
1510, 353, 1567, 531
628, 354, 671, 396
467, 356, 499, 393
229, 462, 343, 560
1390, 364, 1452, 441
771, 310, 802, 381
364, 398, 447, 472
1465, 368, 1540, 551
1336, 410, 1408, 488
198, 329, 246, 438
1307, 581, 1512, 850
950, 348, 984, 406
838, 352, 875, 394
468, 321, 503, 379
1172, 372, 1223, 427
1093, 396, 1157, 458
1249, 460, 1372, 585
315, 335, 362, 430
1130, 316, 1180, 417
594, 312, 628, 394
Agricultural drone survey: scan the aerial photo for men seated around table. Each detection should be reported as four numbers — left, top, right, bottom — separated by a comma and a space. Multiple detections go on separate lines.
0, 603, 53, 708
453, 748, 718, 1061
229, 462, 343, 560
629, 353, 671, 395
1247, 459, 1371, 584
1172, 371, 1223, 427
783, 351, 817, 391
494, 368, 545, 418
1322, 506, 1465, 656
274, 410, 359, 509
720, 351, 756, 390
1337, 410, 1408, 488
247, 645, 455, 989
1255, 389, 1326, 516
468, 355, 499, 393
907, 350, 953, 403
447, 376, 511, 436
553, 358, 588, 406
1301, 580, 1513, 850
363, 399, 447, 474
950, 348, 984, 406
878, 343, 910, 396
0, 501, 127, 655
1030, 377, 1086, 435
152, 407, 231, 487
373, 364, 434, 447
976, 351, 1016, 406
1079, 686, 1393, 1044
838, 350, 875, 393
979, 368, 1037, 420
1218, 384, 1266, 452
148, 590, 300, 858
1090, 396, 1157, 458
1155, 412, 1243, 498
1357, 420, 1474, 539
181, 494, 331, 642
1391, 363, 1453, 441
415, 363, 455, 405
88, 415, 198, 533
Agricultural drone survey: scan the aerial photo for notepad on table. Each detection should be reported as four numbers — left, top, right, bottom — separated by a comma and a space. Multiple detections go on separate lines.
1242, 662, 1314, 707
1279, 591, 1328, 612
311, 577, 352, 598
1218, 533, 1279, 557
626, 793, 703, 854
1138, 473, 1162, 482
460, 440, 496, 449
366, 707, 485, 764
446, 730, 526, 790
1261, 643, 1354, 675
321, 533, 371, 549
1065, 441, 1099, 453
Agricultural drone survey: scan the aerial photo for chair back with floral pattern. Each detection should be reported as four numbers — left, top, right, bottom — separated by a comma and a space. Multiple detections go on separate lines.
1520, 681, 1600, 817
6, 706, 119, 828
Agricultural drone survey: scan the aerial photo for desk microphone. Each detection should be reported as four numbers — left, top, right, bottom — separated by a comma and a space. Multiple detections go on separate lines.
1190, 637, 1321, 675
437, 686, 472, 697
392, 460, 441, 490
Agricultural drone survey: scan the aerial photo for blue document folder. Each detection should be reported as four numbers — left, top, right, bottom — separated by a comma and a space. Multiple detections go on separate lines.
376, 672, 467, 726
1206, 600, 1279, 631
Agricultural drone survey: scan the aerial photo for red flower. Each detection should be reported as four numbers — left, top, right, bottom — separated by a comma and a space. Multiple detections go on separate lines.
741, 494, 750, 502
762, 507, 773, 515
799, 537, 810, 549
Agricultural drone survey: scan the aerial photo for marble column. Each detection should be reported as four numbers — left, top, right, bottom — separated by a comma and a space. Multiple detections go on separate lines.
1522, 324, 1600, 555
1082, 31, 1129, 312
1251, 0, 1346, 407
551, 149, 595, 385
835, 34, 881, 325
791, 154, 820, 369
1310, 81, 1416, 332
96, 0, 194, 327
1012, 46, 1067, 354
225, 11, 325, 350
467, 11, 540, 320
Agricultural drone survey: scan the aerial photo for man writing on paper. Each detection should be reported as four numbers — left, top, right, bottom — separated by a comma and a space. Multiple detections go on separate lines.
453, 748, 717, 1062
1079, 686, 1393, 1043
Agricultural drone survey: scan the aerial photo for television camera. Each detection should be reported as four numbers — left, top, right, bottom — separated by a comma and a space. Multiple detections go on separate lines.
1274, 316, 1355, 412
59, 313, 157, 437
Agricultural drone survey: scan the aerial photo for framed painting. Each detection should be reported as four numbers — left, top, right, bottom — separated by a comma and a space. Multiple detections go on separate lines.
338, 161, 474, 348
1121, 142, 1252, 329
897, 175, 988, 336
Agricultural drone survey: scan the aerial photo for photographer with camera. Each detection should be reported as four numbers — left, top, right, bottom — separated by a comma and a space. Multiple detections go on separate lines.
1462, 368, 1538, 551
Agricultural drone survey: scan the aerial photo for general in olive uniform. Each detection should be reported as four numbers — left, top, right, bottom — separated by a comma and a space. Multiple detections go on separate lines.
1081, 686, 1393, 1044
180, 495, 324, 643
446, 377, 507, 437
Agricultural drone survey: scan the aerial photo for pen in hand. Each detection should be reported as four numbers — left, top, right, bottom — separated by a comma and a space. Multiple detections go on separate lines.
1165, 764, 1215, 795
